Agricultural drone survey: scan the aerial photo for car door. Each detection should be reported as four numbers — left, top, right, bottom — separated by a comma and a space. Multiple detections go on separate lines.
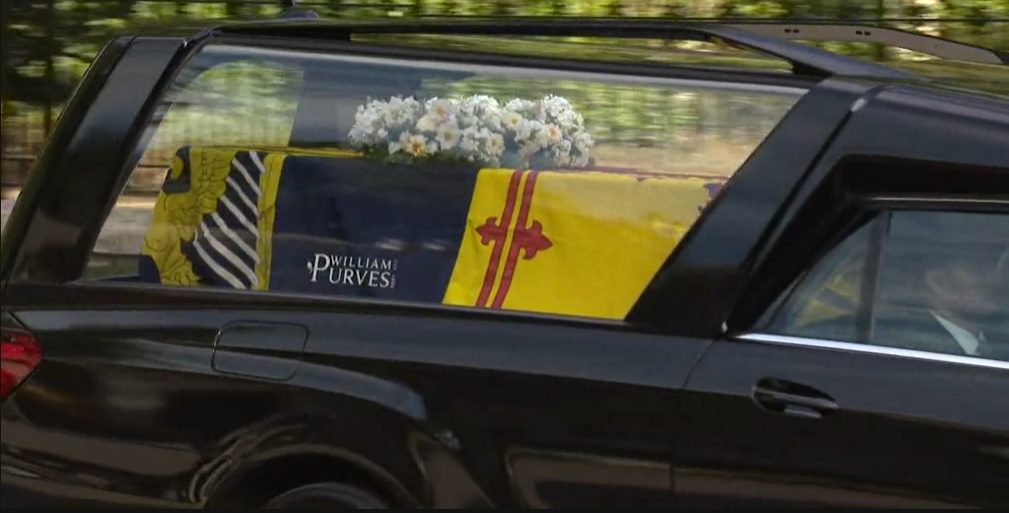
675, 203, 1009, 508
1, 32, 825, 508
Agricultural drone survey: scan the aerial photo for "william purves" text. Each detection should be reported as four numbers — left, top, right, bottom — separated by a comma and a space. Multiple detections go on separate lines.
308, 254, 397, 288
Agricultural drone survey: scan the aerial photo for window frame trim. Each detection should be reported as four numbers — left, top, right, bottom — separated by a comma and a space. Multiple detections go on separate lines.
5, 280, 637, 333
858, 211, 888, 341
736, 332, 1009, 371
742, 200, 1008, 367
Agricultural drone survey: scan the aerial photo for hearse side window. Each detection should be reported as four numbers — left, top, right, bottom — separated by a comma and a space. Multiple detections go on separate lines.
764, 210, 1009, 362
84, 42, 803, 321
762, 220, 875, 343
85, 58, 303, 277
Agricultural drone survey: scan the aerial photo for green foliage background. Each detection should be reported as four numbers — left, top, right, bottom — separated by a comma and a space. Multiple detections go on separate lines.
1, 0, 1007, 185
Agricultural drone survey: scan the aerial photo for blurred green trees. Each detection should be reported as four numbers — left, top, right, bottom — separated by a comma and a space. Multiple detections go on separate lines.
1, 0, 1007, 185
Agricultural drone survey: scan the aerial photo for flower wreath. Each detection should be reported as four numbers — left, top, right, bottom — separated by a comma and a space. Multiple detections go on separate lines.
348, 95, 594, 169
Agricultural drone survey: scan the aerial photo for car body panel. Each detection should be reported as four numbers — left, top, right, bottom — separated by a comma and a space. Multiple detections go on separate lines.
676, 84, 1009, 508
2, 293, 707, 507
676, 338, 1009, 508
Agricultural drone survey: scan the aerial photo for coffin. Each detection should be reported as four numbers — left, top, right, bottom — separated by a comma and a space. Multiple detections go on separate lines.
140, 146, 725, 319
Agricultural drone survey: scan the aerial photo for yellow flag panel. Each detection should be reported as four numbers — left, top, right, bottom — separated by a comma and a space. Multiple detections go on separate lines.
444, 168, 717, 320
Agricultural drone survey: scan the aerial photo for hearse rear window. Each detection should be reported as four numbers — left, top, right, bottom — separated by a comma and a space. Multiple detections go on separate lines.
85, 42, 803, 321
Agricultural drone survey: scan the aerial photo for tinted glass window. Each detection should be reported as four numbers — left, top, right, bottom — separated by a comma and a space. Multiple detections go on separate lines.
763, 220, 873, 342
873, 211, 1009, 360
85, 59, 303, 278
765, 210, 1009, 361
86, 42, 803, 321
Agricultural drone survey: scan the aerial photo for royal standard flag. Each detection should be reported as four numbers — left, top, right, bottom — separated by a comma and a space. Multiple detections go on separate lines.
443, 168, 720, 319
141, 146, 477, 304
141, 147, 723, 320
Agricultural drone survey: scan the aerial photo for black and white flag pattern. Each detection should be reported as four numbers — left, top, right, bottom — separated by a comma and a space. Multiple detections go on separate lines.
189, 151, 265, 289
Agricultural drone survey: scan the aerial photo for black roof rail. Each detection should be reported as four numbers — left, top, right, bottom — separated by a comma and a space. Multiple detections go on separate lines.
727, 22, 1008, 65
216, 18, 909, 79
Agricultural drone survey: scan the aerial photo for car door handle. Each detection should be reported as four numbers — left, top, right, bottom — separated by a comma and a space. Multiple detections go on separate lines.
752, 378, 838, 419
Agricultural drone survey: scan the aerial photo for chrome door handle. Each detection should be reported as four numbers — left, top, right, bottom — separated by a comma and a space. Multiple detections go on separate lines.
752, 378, 838, 419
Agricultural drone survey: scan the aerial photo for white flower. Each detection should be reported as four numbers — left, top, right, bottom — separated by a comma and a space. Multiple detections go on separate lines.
427, 99, 455, 122
457, 127, 480, 153
506, 98, 533, 112
401, 132, 433, 157
416, 114, 438, 133
436, 122, 461, 150
504, 111, 524, 131
349, 93, 592, 169
468, 95, 498, 110
543, 123, 562, 143
484, 112, 503, 131
533, 125, 550, 147
383, 96, 416, 126
515, 119, 539, 141
485, 133, 505, 156
543, 95, 571, 116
